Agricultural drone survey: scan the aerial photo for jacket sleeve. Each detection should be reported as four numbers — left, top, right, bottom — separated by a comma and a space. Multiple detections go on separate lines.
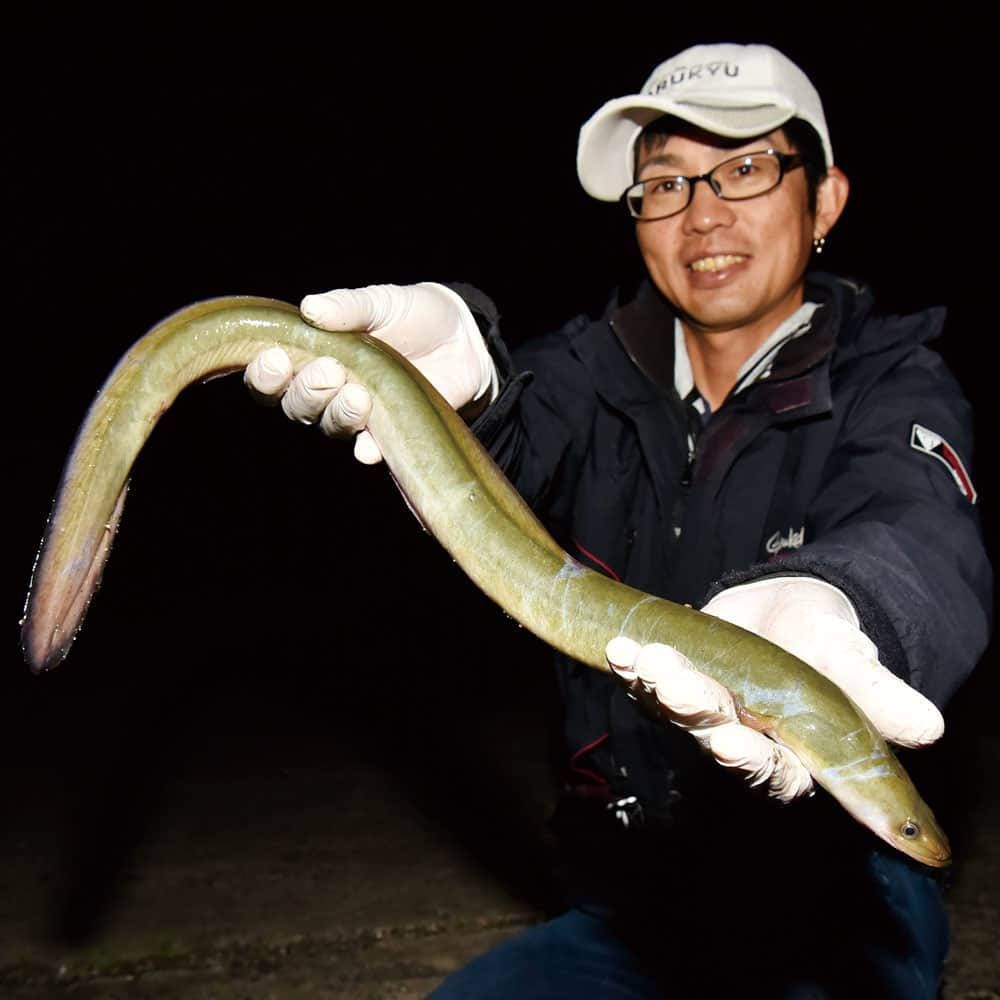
714, 337, 992, 710
454, 283, 602, 531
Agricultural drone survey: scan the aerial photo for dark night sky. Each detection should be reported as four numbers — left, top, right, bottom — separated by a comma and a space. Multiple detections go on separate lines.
8, 15, 996, 777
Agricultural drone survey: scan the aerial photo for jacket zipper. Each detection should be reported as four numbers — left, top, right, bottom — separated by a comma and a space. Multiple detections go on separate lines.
673, 402, 701, 536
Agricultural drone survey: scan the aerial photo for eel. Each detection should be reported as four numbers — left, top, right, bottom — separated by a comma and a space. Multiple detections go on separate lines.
20, 296, 950, 868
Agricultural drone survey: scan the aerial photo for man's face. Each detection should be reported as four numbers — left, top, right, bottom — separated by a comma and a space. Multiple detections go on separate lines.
634, 128, 815, 341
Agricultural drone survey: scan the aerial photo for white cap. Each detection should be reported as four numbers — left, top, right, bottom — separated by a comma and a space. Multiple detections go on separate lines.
577, 43, 833, 202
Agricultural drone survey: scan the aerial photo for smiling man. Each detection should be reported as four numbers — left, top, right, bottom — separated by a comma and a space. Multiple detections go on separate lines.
625, 124, 847, 409
246, 43, 991, 998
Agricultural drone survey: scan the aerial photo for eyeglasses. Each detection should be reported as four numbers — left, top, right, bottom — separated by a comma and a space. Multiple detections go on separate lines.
622, 150, 804, 221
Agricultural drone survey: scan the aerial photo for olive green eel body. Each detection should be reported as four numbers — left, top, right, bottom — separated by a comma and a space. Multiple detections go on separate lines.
20, 297, 949, 867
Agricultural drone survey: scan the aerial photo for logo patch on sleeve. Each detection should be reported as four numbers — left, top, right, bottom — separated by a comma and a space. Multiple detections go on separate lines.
910, 423, 977, 503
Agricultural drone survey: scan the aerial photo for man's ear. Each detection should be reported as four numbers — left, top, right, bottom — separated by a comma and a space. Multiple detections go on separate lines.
814, 166, 850, 241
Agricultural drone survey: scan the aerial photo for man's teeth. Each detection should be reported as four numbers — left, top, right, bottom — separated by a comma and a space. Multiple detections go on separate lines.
691, 255, 746, 273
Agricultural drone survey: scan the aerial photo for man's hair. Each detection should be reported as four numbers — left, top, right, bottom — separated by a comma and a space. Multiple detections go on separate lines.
635, 115, 827, 214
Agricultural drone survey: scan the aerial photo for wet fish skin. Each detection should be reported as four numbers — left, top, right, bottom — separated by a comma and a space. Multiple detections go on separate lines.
20, 296, 950, 868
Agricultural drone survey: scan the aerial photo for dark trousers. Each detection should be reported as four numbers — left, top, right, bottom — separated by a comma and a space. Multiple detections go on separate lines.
427, 848, 948, 999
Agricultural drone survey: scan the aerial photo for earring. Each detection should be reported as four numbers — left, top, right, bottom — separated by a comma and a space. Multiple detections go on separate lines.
813, 235, 826, 254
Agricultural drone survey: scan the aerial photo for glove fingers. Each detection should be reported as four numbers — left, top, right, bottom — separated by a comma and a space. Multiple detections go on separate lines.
815, 634, 944, 747
607, 639, 813, 801
708, 725, 814, 802
301, 285, 398, 332
766, 615, 945, 747
607, 638, 814, 802
731, 587, 945, 749
605, 635, 642, 677
606, 636, 662, 719
633, 643, 740, 730
856, 672, 943, 747
279, 357, 347, 424
352, 430, 384, 465
607, 639, 739, 730
316, 380, 373, 438
245, 347, 294, 400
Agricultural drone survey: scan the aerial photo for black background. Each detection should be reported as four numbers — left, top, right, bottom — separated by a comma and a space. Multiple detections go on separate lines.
6, 12, 997, 922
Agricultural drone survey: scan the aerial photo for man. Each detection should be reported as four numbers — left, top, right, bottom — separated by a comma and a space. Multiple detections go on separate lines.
246, 43, 991, 997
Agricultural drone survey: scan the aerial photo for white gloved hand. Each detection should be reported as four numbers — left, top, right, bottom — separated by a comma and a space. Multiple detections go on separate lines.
245, 282, 498, 464
606, 577, 944, 803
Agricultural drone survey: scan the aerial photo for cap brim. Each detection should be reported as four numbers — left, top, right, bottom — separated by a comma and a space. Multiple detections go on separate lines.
578, 95, 810, 202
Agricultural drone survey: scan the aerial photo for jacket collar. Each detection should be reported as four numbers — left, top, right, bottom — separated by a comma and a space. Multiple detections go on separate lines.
580, 276, 847, 422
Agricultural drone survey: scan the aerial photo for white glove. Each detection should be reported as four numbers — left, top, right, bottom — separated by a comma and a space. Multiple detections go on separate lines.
245, 282, 498, 464
606, 577, 945, 803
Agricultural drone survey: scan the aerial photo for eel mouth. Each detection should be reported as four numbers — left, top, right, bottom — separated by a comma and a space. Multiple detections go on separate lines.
887, 826, 951, 868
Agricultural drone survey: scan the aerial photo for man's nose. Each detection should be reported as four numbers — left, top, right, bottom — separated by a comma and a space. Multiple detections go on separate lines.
682, 178, 735, 233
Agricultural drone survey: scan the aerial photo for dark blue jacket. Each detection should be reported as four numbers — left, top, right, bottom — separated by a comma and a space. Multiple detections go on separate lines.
465, 272, 992, 842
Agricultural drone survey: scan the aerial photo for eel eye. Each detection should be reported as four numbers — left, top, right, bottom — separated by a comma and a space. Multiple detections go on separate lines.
900, 820, 921, 840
